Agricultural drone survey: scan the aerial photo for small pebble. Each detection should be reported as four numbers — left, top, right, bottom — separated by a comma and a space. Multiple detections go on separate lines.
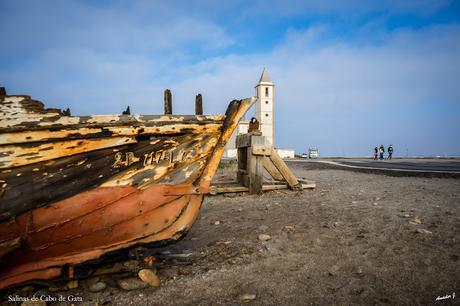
89, 281, 107, 293
258, 234, 271, 241
138, 269, 160, 287
178, 266, 191, 276
67, 280, 79, 290
117, 277, 148, 291
416, 228, 432, 235
214, 221, 220, 225
240, 293, 257, 301
283, 225, 295, 232
409, 217, 422, 224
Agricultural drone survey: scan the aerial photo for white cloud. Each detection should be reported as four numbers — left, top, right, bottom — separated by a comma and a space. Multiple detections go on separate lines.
1, 1, 459, 155
170, 23, 460, 155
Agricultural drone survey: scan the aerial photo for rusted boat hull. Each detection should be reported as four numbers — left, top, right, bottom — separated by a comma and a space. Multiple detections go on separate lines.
0, 92, 255, 289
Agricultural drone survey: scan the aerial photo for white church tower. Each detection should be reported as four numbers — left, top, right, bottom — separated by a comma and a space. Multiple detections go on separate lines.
224, 68, 294, 158
255, 68, 275, 145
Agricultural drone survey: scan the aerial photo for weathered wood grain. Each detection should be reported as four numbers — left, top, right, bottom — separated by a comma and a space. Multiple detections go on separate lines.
1, 95, 224, 131
263, 157, 284, 180
0, 123, 221, 145
199, 97, 257, 190
0, 93, 256, 290
269, 149, 302, 190
195, 94, 203, 115
0, 132, 220, 221
164, 89, 172, 115
0, 136, 137, 168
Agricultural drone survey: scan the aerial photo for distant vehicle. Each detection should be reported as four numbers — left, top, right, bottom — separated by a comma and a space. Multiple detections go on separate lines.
301, 153, 308, 158
309, 148, 318, 159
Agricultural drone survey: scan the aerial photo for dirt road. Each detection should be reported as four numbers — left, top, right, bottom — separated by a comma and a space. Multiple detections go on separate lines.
4, 162, 459, 305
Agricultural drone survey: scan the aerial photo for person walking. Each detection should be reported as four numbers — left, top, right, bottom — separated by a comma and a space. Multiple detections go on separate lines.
388, 144, 394, 160
373, 146, 378, 160
379, 145, 385, 160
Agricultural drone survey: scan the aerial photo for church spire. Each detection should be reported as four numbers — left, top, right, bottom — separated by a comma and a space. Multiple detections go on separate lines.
259, 68, 272, 83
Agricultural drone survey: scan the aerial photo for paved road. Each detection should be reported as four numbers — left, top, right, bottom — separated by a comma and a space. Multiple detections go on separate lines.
290, 159, 460, 174
336, 159, 460, 172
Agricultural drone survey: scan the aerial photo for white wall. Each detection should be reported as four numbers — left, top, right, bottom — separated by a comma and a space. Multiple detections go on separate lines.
255, 82, 274, 145
276, 148, 295, 159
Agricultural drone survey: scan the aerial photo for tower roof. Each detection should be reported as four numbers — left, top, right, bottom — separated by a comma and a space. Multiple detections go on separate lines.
258, 68, 272, 83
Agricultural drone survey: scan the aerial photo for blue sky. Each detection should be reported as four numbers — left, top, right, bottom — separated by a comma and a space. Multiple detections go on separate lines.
1, 0, 459, 156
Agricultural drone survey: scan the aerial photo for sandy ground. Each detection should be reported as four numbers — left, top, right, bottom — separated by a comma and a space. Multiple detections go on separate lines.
3, 161, 460, 305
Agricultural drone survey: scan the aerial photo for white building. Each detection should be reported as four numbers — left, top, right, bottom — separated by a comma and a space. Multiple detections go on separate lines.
224, 69, 295, 159
255, 68, 275, 145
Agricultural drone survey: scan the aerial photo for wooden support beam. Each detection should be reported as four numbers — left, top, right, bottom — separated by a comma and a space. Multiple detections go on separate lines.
269, 149, 302, 190
209, 181, 315, 195
236, 132, 262, 148
263, 157, 284, 181
210, 185, 248, 194
164, 89, 172, 115
235, 132, 308, 194
252, 145, 272, 156
195, 94, 203, 115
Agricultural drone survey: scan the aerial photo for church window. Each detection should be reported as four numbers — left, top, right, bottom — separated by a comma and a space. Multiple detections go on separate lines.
265, 88, 269, 97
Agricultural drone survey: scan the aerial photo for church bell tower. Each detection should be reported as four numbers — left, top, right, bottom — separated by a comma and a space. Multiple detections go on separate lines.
255, 68, 275, 145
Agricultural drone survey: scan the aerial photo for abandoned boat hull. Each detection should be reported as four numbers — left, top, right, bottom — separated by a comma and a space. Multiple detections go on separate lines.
0, 92, 255, 289
0, 184, 203, 289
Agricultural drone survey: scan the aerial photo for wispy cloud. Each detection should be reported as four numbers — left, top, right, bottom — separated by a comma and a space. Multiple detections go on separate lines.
1, 0, 459, 155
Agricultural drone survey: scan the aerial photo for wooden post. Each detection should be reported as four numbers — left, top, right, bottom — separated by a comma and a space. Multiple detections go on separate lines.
236, 132, 264, 194
263, 157, 284, 181
237, 146, 248, 186
122, 106, 130, 115
248, 137, 264, 194
195, 94, 203, 115
164, 89, 172, 115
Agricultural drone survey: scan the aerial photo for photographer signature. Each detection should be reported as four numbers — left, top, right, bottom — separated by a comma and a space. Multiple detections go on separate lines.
436, 292, 455, 301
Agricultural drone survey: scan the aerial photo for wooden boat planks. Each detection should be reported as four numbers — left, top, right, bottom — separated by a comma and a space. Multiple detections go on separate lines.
0, 191, 204, 289
0, 122, 223, 145
0, 95, 225, 132
0, 91, 257, 289
0, 132, 219, 221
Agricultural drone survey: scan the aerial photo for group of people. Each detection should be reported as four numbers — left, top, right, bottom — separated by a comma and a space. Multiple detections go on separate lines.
374, 144, 393, 160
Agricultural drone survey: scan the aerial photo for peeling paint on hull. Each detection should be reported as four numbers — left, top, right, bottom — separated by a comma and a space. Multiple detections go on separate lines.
0, 93, 256, 289
0, 184, 203, 289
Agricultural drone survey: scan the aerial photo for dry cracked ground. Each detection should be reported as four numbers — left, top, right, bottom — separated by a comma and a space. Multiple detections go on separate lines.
2, 161, 459, 305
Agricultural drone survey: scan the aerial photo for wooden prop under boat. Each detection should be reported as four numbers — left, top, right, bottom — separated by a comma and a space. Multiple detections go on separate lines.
0, 89, 255, 289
